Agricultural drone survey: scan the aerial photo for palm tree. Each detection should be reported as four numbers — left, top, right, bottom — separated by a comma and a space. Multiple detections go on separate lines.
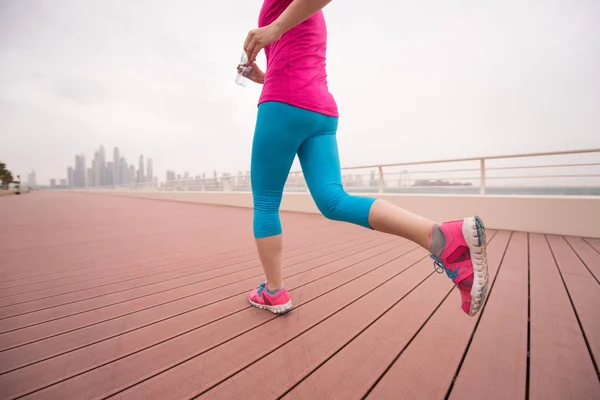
0, 162, 14, 189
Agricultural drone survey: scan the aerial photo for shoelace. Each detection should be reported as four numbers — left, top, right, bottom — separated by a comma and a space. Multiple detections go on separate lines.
430, 254, 460, 281
256, 281, 267, 297
430, 254, 445, 274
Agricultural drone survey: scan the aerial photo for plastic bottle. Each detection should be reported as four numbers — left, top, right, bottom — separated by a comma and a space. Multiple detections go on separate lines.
235, 51, 253, 87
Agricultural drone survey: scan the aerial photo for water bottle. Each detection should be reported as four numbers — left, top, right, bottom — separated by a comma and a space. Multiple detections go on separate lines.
236, 51, 253, 87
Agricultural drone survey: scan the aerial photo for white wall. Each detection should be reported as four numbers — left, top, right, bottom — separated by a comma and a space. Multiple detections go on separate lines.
80, 190, 600, 238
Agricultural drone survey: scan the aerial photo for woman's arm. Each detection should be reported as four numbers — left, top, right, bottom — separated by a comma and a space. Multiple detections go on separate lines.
244, 0, 332, 63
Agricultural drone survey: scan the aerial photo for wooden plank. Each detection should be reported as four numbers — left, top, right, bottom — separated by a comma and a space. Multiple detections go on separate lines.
528, 234, 600, 399
0, 235, 396, 352
448, 232, 529, 400
0, 193, 338, 279
0, 212, 314, 278
565, 236, 600, 283
0, 235, 401, 374
0, 240, 417, 399
0, 214, 352, 288
212, 258, 451, 400
0, 217, 350, 294
0, 233, 257, 288
0, 233, 386, 333
364, 230, 510, 399
547, 235, 600, 376
0, 195, 255, 277
0, 230, 368, 315
16, 246, 426, 400
0, 244, 260, 295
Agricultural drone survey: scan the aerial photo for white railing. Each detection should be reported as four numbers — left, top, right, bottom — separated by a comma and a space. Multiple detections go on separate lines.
79, 148, 600, 196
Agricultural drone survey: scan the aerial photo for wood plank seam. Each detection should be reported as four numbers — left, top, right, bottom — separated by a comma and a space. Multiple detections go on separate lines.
583, 238, 600, 255
296, 279, 453, 400
526, 233, 531, 400
546, 235, 600, 380
443, 231, 515, 399
0, 244, 421, 399
361, 231, 511, 400
193, 254, 432, 398
0, 235, 398, 335
0, 225, 360, 297
244, 261, 453, 399
0, 213, 340, 283
84, 250, 427, 400
0, 239, 408, 375
0, 236, 400, 355
564, 238, 600, 287
356, 230, 501, 400
0, 232, 378, 317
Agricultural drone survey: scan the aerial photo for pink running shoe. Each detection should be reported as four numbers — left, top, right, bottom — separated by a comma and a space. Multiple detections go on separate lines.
430, 216, 488, 316
248, 282, 293, 314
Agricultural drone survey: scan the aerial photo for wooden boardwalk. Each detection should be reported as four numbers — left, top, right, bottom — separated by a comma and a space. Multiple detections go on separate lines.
0, 192, 598, 400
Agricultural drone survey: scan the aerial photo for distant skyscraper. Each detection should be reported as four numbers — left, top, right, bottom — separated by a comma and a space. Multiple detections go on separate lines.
146, 158, 154, 184
75, 154, 86, 187
27, 170, 37, 187
113, 147, 121, 186
98, 145, 106, 186
106, 162, 115, 186
92, 151, 100, 187
129, 165, 136, 185
137, 155, 145, 184
67, 167, 74, 187
50, 179, 56, 188
87, 168, 94, 187
120, 157, 128, 186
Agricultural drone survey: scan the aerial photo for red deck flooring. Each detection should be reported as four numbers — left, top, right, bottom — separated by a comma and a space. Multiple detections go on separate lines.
0, 192, 599, 399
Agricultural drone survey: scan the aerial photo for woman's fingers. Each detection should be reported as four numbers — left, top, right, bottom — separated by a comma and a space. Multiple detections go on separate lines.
246, 38, 258, 63
243, 30, 254, 55
249, 41, 262, 64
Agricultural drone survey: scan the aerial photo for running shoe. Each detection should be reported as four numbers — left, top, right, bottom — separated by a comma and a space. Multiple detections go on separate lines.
430, 216, 488, 316
248, 282, 293, 314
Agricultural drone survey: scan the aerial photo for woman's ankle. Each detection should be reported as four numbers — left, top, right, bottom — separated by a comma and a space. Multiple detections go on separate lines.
266, 281, 284, 292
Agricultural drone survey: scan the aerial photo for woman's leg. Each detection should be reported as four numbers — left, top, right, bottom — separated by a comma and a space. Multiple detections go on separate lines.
297, 132, 436, 251
248, 102, 307, 314
298, 125, 488, 317
251, 104, 300, 288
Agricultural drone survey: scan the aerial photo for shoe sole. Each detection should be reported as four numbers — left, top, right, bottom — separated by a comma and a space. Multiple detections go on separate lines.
462, 215, 488, 316
248, 299, 293, 315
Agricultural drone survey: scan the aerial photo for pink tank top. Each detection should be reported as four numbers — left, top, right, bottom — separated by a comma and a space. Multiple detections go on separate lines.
257, 0, 338, 117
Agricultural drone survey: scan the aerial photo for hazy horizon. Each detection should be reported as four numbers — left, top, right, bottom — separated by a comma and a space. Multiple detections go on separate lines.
1, 0, 600, 185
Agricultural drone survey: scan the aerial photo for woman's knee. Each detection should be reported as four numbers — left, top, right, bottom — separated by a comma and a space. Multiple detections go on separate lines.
253, 193, 283, 238
313, 186, 348, 221
313, 185, 376, 229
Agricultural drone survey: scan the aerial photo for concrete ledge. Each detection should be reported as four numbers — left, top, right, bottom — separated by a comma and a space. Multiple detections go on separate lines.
74, 190, 600, 238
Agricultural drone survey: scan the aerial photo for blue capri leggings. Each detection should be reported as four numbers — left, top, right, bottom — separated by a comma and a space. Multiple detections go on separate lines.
251, 101, 376, 238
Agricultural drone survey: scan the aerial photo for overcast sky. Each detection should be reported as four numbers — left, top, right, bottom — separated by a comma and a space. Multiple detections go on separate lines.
1, 0, 599, 184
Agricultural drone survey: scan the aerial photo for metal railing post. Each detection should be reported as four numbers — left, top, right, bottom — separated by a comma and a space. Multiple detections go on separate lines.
378, 166, 385, 194
480, 158, 486, 194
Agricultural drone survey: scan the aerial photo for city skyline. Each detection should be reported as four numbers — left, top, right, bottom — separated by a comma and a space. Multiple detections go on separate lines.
36, 145, 156, 189
30, 146, 247, 188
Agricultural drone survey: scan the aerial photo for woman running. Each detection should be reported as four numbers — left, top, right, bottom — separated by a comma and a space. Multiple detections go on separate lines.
239, 0, 488, 317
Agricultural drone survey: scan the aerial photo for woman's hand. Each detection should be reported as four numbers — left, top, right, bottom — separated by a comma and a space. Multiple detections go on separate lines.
243, 24, 283, 63
237, 62, 265, 84
243, 0, 331, 63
